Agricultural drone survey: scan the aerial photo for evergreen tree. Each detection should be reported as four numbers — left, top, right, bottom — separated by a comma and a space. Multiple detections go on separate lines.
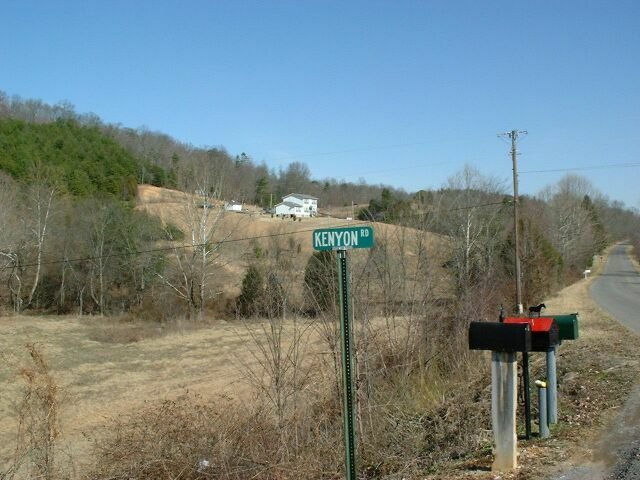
237, 265, 264, 317
582, 195, 609, 258
255, 176, 270, 207
303, 251, 337, 313
265, 272, 285, 318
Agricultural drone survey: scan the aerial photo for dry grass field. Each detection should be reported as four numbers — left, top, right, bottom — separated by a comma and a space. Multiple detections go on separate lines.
0, 314, 328, 471
1, 244, 639, 478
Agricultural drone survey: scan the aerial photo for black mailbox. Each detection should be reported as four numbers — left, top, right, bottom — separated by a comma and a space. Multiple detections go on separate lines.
468, 321, 531, 353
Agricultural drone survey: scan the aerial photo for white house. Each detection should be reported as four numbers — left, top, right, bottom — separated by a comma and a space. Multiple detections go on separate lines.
274, 193, 318, 217
224, 201, 242, 212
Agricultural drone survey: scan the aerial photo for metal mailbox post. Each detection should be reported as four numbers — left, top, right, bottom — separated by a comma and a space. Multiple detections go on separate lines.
469, 321, 531, 471
313, 226, 374, 480
504, 317, 560, 431
539, 313, 579, 423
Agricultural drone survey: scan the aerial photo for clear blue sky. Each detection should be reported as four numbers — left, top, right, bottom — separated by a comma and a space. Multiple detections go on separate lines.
2, 0, 639, 207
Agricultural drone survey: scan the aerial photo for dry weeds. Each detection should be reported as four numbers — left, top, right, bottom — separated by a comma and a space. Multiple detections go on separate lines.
0, 315, 298, 471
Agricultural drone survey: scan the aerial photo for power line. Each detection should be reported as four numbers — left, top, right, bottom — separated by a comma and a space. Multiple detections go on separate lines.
0, 221, 361, 271
333, 161, 451, 181
520, 162, 640, 174
399, 200, 510, 219
266, 140, 434, 164
0, 200, 510, 272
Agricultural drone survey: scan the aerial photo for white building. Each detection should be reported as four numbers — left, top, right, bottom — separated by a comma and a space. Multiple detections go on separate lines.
274, 193, 318, 217
224, 201, 242, 212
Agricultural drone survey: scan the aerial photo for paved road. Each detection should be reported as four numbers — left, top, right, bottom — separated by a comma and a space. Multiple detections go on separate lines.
591, 244, 640, 335
591, 244, 640, 479
557, 244, 640, 480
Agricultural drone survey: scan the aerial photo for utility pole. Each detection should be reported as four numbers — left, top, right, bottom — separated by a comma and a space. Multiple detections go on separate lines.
499, 129, 531, 444
499, 130, 527, 314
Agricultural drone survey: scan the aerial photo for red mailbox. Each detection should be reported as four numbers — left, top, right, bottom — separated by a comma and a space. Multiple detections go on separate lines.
504, 317, 559, 352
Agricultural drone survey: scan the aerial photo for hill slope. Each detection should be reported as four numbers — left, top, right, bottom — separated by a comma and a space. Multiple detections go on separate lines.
136, 185, 452, 298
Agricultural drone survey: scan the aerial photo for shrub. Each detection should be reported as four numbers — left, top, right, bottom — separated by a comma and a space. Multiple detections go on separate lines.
5, 344, 63, 480
85, 394, 280, 480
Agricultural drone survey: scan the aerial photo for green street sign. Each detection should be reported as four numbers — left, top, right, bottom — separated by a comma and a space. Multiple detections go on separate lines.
313, 226, 374, 251
311, 226, 374, 478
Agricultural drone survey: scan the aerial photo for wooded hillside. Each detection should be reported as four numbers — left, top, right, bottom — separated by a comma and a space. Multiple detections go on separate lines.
0, 92, 639, 321
0, 118, 139, 198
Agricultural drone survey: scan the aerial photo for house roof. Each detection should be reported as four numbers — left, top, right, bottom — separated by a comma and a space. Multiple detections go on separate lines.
275, 201, 300, 208
284, 193, 318, 200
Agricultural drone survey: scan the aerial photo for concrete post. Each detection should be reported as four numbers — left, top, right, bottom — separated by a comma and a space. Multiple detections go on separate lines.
491, 351, 518, 471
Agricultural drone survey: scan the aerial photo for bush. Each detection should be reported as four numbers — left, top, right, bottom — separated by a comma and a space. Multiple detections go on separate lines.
85, 391, 346, 479
86, 394, 281, 480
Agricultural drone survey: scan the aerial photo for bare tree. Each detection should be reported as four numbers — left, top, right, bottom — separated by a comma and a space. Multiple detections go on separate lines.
24, 183, 55, 308
234, 238, 313, 461
539, 174, 600, 271
159, 158, 237, 318
426, 166, 510, 359
280, 162, 311, 196
0, 173, 23, 312
437, 165, 507, 297
0, 169, 56, 312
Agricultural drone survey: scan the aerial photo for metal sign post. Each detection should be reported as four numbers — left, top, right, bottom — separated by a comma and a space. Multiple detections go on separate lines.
337, 248, 357, 480
313, 226, 374, 480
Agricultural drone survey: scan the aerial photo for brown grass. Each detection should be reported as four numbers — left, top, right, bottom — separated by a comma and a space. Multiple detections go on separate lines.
0, 315, 297, 471
2, 250, 637, 479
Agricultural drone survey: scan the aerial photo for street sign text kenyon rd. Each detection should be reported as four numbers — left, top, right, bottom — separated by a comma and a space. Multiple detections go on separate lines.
312, 226, 374, 251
